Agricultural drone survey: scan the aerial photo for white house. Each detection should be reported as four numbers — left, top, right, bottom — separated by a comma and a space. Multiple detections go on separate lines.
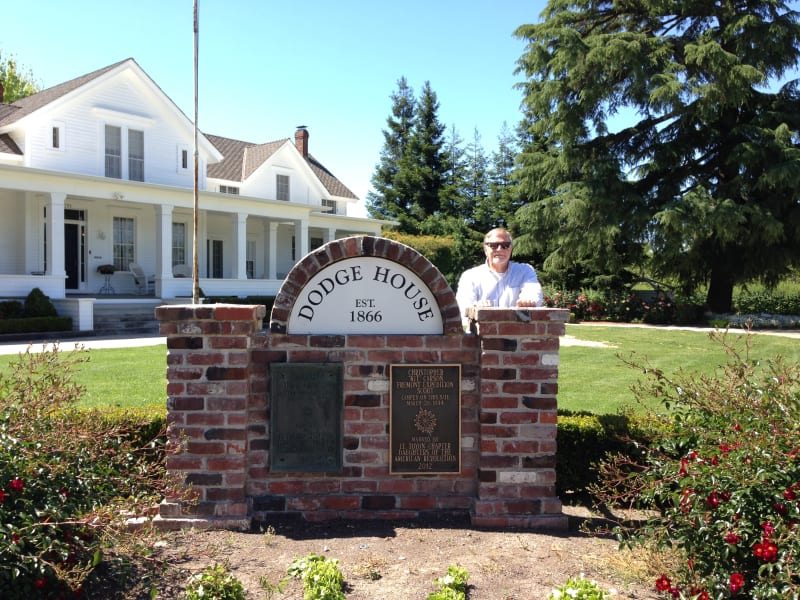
0, 58, 388, 329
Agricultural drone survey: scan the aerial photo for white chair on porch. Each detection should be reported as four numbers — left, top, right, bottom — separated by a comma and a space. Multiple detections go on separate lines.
172, 263, 191, 278
129, 263, 155, 295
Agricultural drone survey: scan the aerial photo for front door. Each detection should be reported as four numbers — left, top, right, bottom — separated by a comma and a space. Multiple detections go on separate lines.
64, 209, 86, 291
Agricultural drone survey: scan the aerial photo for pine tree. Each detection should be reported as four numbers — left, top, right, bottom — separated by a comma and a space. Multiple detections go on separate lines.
367, 77, 416, 227
514, 0, 800, 311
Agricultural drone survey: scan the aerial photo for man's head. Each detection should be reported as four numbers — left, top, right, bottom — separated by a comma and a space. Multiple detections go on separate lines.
483, 228, 513, 273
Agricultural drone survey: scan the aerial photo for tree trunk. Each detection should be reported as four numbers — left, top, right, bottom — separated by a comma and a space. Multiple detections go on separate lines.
706, 270, 734, 313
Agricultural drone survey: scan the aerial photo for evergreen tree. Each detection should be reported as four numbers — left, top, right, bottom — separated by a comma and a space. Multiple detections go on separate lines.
438, 124, 467, 219
513, 0, 800, 311
403, 81, 447, 225
367, 77, 416, 228
462, 128, 490, 229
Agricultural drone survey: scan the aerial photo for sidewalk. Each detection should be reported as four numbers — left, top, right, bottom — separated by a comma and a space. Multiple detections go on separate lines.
0, 334, 166, 355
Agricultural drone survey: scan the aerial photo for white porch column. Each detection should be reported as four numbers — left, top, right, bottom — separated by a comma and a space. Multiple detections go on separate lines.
325, 226, 337, 243
47, 193, 66, 280
232, 212, 247, 280
295, 217, 309, 263
156, 204, 174, 281
268, 222, 278, 279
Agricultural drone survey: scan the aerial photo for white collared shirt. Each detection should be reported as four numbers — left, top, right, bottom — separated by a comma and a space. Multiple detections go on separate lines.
455, 261, 544, 323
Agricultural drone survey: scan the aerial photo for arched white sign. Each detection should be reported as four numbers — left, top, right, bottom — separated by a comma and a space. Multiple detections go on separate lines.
287, 257, 443, 334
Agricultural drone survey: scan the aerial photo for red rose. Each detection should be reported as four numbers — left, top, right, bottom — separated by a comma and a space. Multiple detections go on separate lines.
753, 541, 779, 562
655, 574, 672, 592
0, 489, 5, 503
729, 572, 745, 594
9, 478, 23, 493
724, 532, 740, 544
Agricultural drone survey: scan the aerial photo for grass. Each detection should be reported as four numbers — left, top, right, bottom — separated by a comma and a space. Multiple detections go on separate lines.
0, 343, 168, 412
559, 324, 800, 414
1, 325, 798, 415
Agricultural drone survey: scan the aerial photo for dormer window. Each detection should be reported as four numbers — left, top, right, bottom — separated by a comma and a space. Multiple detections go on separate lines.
276, 174, 290, 201
220, 185, 239, 195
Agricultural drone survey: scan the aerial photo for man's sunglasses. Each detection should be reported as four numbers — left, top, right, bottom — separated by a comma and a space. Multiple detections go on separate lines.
484, 242, 512, 250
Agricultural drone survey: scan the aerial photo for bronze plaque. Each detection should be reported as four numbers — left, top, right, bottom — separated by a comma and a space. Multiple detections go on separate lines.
270, 363, 343, 472
390, 364, 461, 474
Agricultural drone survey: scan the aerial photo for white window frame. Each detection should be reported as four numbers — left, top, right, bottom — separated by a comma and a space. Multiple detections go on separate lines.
128, 129, 144, 182
276, 174, 290, 201
246, 239, 256, 279
112, 216, 136, 271
172, 221, 187, 267
105, 125, 122, 179
103, 122, 146, 181
220, 185, 240, 195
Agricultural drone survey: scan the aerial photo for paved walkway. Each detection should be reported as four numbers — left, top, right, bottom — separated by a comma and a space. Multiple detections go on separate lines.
1, 322, 797, 356
0, 334, 167, 355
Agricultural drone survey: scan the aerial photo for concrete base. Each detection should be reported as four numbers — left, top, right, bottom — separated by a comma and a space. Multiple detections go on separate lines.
152, 514, 252, 531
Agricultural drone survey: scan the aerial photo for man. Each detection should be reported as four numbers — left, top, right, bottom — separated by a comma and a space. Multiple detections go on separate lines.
455, 228, 543, 327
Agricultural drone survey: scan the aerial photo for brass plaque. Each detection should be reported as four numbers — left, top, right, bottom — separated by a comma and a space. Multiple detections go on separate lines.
390, 364, 461, 474
270, 363, 343, 472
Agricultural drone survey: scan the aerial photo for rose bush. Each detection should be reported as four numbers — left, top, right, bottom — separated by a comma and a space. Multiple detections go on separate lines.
0, 345, 166, 598
593, 332, 800, 599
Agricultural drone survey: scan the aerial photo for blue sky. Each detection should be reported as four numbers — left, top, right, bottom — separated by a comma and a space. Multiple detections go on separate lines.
2, 0, 547, 216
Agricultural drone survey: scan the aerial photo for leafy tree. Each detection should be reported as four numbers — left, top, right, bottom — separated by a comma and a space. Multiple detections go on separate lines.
0, 51, 40, 103
513, 0, 800, 311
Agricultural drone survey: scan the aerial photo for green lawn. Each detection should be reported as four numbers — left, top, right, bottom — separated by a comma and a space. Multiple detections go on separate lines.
558, 324, 800, 414
0, 344, 168, 412
1, 325, 797, 415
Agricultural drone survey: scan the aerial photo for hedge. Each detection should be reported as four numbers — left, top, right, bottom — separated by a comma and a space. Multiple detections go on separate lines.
0, 316, 72, 334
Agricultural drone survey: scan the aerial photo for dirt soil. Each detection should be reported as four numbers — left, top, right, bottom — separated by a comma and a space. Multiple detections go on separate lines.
141, 504, 661, 600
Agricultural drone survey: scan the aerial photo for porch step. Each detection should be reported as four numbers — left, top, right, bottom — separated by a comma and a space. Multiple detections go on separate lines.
93, 302, 160, 336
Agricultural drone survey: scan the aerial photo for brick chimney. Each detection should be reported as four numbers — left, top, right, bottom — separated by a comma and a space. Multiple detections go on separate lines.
295, 126, 309, 157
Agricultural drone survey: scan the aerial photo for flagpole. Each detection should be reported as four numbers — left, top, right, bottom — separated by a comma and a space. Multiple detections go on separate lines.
192, 0, 200, 304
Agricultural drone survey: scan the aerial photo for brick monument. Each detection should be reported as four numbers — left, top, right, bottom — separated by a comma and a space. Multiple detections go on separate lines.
155, 235, 568, 530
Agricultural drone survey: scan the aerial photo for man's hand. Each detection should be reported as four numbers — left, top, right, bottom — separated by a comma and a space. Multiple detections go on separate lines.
516, 299, 538, 307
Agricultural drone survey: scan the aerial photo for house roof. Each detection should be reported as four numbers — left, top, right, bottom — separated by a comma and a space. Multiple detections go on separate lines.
0, 58, 128, 127
206, 134, 358, 200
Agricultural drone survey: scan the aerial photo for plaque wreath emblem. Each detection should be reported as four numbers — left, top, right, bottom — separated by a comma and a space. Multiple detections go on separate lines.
414, 408, 437, 435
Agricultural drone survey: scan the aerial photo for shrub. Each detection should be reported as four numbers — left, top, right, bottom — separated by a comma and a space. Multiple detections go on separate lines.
23, 287, 57, 318
548, 575, 614, 599
184, 564, 246, 600
0, 315, 72, 334
557, 411, 659, 499
0, 345, 166, 597
0, 300, 23, 319
428, 565, 470, 600
287, 553, 345, 600
592, 332, 800, 599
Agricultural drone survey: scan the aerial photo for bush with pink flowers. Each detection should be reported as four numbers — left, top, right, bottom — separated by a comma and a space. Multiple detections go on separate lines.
594, 332, 800, 599
0, 345, 165, 598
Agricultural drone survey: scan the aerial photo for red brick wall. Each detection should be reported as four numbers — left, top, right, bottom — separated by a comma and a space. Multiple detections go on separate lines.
155, 303, 568, 530
154, 236, 568, 530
